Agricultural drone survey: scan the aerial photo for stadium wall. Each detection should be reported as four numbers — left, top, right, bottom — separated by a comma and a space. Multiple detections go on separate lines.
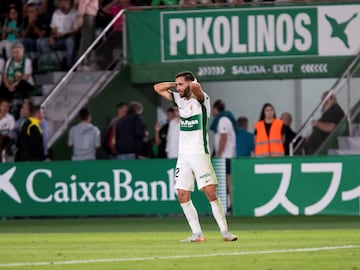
0, 156, 358, 218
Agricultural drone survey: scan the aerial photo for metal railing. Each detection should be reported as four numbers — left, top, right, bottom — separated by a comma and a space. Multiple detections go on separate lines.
41, 9, 126, 148
289, 51, 360, 156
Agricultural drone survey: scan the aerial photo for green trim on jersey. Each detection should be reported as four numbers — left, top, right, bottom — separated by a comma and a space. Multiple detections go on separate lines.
171, 91, 177, 107
201, 103, 209, 154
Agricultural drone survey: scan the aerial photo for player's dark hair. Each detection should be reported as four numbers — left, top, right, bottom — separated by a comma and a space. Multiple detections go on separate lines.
175, 71, 195, 82
29, 104, 41, 116
213, 99, 225, 112
237, 116, 248, 129
79, 108, 90, 121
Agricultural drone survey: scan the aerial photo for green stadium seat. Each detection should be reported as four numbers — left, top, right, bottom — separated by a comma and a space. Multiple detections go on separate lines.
36, 52, 62, 73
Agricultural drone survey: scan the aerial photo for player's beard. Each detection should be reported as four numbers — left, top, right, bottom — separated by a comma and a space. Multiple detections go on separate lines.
180, 86, 190, 98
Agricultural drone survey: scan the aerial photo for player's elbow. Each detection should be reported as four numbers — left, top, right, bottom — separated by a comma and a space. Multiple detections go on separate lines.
153, 83, 163, 93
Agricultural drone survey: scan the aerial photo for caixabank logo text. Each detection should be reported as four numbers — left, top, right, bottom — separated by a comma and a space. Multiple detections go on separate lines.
0, 166, 178, 205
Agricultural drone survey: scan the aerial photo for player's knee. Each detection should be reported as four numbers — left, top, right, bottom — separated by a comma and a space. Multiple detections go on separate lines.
205, 190, 218, 202
177, 190, 190, 203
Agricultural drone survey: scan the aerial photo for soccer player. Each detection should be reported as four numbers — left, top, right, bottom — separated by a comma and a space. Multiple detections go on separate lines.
153, 71, 237, 242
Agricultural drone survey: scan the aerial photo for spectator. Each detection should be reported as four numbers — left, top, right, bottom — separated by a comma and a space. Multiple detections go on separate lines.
254, 102, 285, 157
15, 104, 46, 161
8, 98, 29, 141
19, 2, 48, 54
38, 0, 78, 69
22, 0, 49, 17
98, 0, 133, 69
68, 107, 101, 161
139, 125, 154, 159
0, 98, 15, 161
236, 116, 254, 157
101, 0, 129, 36
0, 5, 22, 59
210, 99, 237, 213
154, 106, 175, 158
280, 112, 297, 155
0, 1, 22, 20
115, 101, 145, 159
102, 101, 128, 159
166, 105, 179, 158
75, 0, 99, 70
6, 99, 30, 160
9, 100, 49, 159
304, 91, 345, 155
1, 42, 34, 103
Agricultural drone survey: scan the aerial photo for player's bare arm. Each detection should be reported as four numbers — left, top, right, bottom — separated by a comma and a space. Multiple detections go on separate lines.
153, 82, 176, 101
190, 81, 204, 102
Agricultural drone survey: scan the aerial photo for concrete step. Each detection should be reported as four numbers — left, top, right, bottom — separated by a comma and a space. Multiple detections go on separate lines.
41, 84, 54, 96
40, 71, 108, 96
34, 72, 66, 85
338, 136, 360, 150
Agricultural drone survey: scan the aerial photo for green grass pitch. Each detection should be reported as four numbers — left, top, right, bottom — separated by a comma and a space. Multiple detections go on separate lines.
0, 216, 359, 270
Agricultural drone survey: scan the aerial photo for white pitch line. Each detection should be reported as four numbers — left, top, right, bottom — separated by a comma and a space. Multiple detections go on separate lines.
0, 245, 359, 268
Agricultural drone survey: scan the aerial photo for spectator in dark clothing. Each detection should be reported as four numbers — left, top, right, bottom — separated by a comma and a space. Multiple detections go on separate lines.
15, 104, 46, 161
280, 112, 297, 155
22, 0, 49, 17
154, 106, 175, 158
115, 101, 145, 159
0, 1, 23, 23
140, 125, 155, 159
305, 91, 345, 155
236, 116, 254, 157
20, 2, 48, 54
102, 101, 128, 159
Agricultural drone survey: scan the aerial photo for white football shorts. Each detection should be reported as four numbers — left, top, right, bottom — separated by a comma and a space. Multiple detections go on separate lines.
174, 153, 218, 191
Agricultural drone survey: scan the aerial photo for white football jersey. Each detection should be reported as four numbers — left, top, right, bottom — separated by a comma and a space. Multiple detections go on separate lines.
172, 91, 211, 155
214, 116, 236, 158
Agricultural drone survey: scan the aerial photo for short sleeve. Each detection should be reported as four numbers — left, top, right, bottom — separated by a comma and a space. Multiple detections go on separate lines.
218, 117, 232, 134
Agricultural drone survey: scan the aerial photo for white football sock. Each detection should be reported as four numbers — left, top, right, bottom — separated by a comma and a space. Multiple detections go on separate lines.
210, 198, 228, 233
180, 200, 202, 234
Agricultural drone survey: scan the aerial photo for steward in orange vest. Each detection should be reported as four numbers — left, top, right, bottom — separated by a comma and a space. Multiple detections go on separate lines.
254, 118, 285, 157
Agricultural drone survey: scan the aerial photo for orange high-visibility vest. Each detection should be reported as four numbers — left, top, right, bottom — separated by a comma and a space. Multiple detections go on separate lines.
254, 119, 285, 157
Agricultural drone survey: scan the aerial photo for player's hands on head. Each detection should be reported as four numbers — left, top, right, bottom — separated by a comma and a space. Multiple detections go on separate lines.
190, 80, 200, 89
